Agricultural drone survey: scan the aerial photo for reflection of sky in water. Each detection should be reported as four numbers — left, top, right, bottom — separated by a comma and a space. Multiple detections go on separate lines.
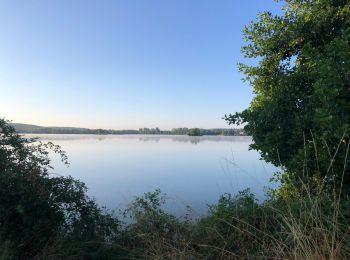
27, 134, 279, 217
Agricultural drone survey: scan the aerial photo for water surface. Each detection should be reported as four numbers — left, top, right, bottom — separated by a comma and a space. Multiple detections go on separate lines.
29, 134, 278, 216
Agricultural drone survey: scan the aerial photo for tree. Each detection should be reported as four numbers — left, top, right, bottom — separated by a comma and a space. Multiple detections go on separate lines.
0, 118, 123, 258
225, 0, 350, 192
187, 128, 202, 136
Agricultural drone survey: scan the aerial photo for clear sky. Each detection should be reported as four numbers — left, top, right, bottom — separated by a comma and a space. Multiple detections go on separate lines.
0, 0, 283, 130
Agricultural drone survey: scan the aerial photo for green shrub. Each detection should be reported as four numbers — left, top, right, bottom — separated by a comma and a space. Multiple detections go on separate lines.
0, 118, 125, 258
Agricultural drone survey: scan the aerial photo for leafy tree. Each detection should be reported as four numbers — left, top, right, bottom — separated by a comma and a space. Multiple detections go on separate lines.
187, 128, 202, 136
225, 0, 350, 192
0, 118, 123, 258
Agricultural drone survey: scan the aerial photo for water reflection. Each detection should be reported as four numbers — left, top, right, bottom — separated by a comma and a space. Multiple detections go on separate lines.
138, 136, 204, 144
25, 134, 251, 144
26, 134, 277, 217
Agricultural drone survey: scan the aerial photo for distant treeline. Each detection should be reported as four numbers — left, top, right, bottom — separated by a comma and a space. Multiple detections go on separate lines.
139, 127, 245, 136
11, 123, 246, 136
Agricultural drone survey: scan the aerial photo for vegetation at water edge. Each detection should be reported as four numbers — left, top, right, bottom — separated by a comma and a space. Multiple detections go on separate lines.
1, 0, 350, 258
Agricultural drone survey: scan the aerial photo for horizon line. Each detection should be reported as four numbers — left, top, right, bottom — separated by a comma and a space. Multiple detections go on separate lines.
11, 122, 243, 131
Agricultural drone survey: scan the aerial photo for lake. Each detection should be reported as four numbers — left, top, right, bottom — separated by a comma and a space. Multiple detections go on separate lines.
28, 134, 278, 217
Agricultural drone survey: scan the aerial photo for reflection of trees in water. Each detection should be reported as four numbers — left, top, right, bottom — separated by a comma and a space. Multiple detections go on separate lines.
138, 136, 201, 144
137, 135, 250, 144
171, 137, 201, 144
25, 134, 251, 144
138, 137, 160, 142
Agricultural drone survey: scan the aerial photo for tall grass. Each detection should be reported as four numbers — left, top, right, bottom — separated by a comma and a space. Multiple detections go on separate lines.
120, 184, 349, 259
119, 138, 350, 259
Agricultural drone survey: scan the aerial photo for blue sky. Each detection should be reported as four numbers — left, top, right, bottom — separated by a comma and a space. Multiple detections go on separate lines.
0, 0, 283, 129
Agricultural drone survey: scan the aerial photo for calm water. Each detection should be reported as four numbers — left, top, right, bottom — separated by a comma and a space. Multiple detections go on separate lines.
28, 134, 278, 216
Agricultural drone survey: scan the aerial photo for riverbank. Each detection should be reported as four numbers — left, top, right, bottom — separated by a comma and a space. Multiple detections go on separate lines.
1, 119, 350, 259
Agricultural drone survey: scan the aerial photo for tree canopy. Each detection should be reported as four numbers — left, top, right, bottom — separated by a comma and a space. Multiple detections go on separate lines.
225, 0, 350, 192
187, 128, 202, 136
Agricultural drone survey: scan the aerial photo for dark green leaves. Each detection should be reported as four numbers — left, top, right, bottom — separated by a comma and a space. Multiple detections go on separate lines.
226, 0, 350, 192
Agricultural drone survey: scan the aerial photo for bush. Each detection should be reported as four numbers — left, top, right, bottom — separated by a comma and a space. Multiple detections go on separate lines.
122, 186, 350, 259
0, 118, 125, 258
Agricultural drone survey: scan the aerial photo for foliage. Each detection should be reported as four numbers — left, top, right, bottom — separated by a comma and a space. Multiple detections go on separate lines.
187, 128, 202, 136
0, 118, 124, 259
3, 1, 350, 258
225, 0, 350, 192
192, 189, 277, 258
120, 187, 350, 259
121, 189, 193, 258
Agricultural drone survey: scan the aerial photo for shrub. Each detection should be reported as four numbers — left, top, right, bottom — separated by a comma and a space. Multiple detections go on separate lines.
0, 118, 125, 258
